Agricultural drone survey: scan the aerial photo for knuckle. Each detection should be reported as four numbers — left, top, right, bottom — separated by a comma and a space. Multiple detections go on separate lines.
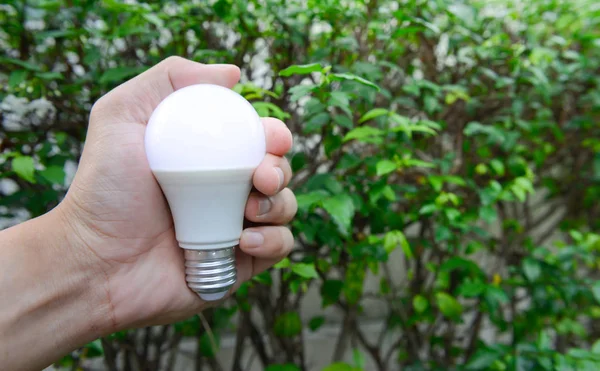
283, 227, 294, 252
281, 188, 297, 221
89, 95, 108, 121
288, 190, 298, 218
162, 55, 186, 66
263, 116, 285, 126
277, 227, 293, 256
279, 156, 292, 175
282, 125, 293, 145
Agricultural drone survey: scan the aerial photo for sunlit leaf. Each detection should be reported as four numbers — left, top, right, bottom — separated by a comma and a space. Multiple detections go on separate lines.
274, 312, 302, 337
322, 194, 355, 235
12, 156, 36, 183
279, 63, 323, 76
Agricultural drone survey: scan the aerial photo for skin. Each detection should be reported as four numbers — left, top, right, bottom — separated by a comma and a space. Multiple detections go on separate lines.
0, 56, 297, 371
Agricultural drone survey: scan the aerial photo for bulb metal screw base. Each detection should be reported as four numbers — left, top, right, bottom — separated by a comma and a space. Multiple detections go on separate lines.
184, 246, 236, 301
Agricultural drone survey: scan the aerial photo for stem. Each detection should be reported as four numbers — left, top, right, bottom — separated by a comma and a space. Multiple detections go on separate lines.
101, 338, 119, 371
332, 310, 352, 362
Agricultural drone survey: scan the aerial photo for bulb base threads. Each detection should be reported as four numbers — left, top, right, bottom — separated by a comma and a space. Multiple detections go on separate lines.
184, 246, 236, 301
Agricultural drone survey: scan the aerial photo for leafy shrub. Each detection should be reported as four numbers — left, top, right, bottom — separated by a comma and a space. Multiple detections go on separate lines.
2, 0, 600, 370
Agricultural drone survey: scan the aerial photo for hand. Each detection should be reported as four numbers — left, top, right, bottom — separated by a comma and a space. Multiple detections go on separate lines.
58, 56, 297, 330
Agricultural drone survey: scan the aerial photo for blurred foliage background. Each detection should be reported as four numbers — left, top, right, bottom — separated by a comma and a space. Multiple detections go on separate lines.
2, 0, 600, 370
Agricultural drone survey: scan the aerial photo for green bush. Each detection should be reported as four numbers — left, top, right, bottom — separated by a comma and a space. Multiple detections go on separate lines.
2, 0, 600, 370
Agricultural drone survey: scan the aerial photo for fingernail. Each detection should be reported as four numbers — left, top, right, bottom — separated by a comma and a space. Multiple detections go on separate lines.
275, 167, 284, 192
244, 231, 264, 248
258, 197, 272, 216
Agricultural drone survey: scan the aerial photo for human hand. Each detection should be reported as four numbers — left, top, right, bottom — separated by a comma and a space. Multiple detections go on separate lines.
58, 56, 297, 331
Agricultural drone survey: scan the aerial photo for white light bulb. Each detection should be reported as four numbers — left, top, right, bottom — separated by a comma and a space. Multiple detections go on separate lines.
144, 84, 266, 301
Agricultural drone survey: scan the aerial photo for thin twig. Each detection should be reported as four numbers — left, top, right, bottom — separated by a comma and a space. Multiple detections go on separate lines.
199, 312, 219, 358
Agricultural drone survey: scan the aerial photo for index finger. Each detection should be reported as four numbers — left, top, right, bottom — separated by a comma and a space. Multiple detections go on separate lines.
93, 56, 241, 126
262, 117, 293, 156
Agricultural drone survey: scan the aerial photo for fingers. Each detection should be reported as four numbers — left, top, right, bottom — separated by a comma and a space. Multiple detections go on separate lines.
252, 154, 292, 196
251, 117, 293, 196
245, 188, 297, 225
91, 56, 241, 125
261, 117, 293, 156
239, 226, 294, 262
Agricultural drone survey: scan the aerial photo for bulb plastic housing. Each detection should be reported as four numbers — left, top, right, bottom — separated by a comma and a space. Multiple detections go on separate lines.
145, 84, 266, 301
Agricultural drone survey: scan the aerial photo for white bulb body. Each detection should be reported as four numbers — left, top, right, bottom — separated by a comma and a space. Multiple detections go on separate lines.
144, 84, 266, 301
150, 169, 254, 250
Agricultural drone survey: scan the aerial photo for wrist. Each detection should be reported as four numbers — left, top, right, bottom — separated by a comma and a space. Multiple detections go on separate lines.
52, 202, 117, 334
0, 205, 114, 370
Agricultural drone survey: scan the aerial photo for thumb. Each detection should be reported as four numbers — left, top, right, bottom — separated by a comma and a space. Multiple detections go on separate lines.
90, 56, 241, 125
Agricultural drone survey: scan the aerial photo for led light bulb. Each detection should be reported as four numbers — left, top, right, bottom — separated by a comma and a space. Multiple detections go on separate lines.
144, 84, 266, 301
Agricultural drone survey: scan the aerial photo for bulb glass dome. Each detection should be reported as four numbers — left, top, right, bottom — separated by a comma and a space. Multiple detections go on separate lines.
145, 84, 266, 171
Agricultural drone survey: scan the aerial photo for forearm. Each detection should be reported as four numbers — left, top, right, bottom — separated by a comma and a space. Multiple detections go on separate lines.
0, 206, 111, 371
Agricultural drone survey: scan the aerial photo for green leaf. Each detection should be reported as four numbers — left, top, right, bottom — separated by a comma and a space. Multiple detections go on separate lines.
489, 159, 505, 176
390, 113, 411, 127
592, 339, 600, 354
36, 71, 64, 80
322, 194, 355, 235
40, 166, 65, 185
435, 292, 463, 319
291, 263, 318, 279
274, 258, 290, 269
9, 70, 28, 89
296, 191, 325, 210
252, 102, 290, 120
405, 158, 436, 169
376, 160, 397, 176
328, 92, 351, 116
343, 126, 384, 143
424, 95, 440, 114
289, 84, 316, 102
382, 185, 396, 201
359, 108, 389, 123
321, 280, 344, 307
198, 331, 220, 358
305, 112, 330, 132
274, 312, 302, 337
466, 348, 503, 370
485, 286, 509, 306
402, 83, 420, 96
419, 204, 437, 215
413, 295, 428, 313
142, 13, 164, 28
322, 362, 362, 371
83, 339, 103, 357
252, 270, 273, 285
99, 66, 147, 84
479, 205, 497, 223
407, 125, 437, 136
384, 230, 413, 258
333, 114, 353, 129
458, 280, 486, 297
592, 281, 600, 304
434, 226, 452, 242
523, 258, 541, 281
410, 16, 441, 34
0, 57, 41, 71
309, 316, 325, 331
330, 73, 380, 91
279, 63, 323, 77
444, 208, 460, 222
353, 349, 365, 369
12, 156, 36, 183
537, 330, 552, 350
266, 364, 301, 371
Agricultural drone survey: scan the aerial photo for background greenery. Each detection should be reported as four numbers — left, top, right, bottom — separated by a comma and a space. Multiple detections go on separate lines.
2, 0, 600, 370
